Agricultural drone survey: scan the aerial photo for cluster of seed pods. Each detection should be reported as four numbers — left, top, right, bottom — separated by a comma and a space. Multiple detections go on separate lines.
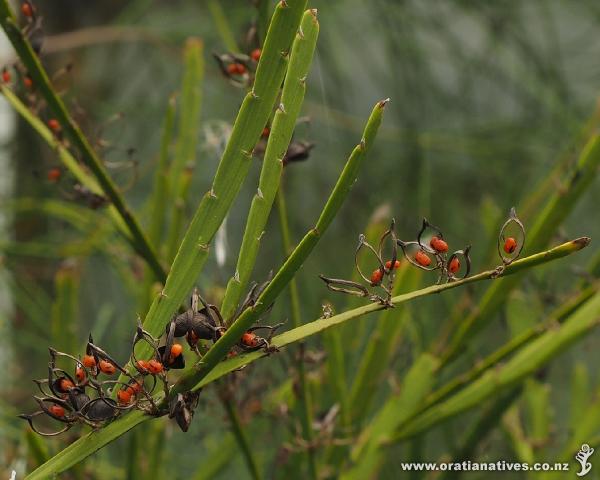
21, 282, 284, 436
18, 332, 166, 436
163, 286, 283, 360
320, 220, 402, 306
212, 23, 314, 167
213, 48, 262, 88
320, 208, 526, 305
397, 219, 472, 284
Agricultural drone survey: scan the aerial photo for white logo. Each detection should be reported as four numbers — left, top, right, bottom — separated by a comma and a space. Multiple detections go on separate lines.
576, 444, 594, 477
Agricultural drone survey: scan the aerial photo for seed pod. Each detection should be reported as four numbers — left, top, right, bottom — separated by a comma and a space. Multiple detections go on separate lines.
497, 207, 525, 265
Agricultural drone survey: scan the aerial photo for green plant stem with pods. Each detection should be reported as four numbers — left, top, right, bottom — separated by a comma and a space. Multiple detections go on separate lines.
0, 0, 166, 282
4, 2, 598, 479
24, 89, 388, 478
169, 98, 389, 398
217, 11, 319, 476
189, 239, 590, 389
23, 237, 589, 479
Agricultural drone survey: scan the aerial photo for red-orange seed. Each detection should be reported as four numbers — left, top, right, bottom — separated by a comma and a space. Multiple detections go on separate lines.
504, 237, 517, 254
75, 366, 86, 382
385, 260, 400, 270
82, 355, 96, 368
117, 389, 132, 405
250, 48, 261, 62
170, 344, 183, 358
59, 378, 74, 391
241, 332, 258, 347
147, 359, 163, 374
448, 256, 460, 274
47, 168, 61, 182
49, 404, 65, 417
370, 268, 383, 286
47, 119, 61, 132
415, 250, 432, 267
21, 2, 33, 18
136, 360, 149, 372
98, 359, 116, 375
430, 236, 448, 253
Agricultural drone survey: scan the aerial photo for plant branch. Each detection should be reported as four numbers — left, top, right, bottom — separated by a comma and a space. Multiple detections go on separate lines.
170, 98, 389, 397
24, 238, 589, 479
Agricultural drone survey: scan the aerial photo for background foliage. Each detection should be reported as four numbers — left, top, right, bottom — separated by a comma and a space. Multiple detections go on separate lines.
1, 1, 599, 478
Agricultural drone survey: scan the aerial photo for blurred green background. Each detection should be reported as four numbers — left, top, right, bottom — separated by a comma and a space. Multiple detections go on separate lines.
1, 0, 599, 478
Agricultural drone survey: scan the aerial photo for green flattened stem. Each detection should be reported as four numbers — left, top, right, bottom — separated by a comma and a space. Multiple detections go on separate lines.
170, 98, 388, 397
195, 237, 590, 390
129, 0, 308, 362
0, 1, 165, 282
220, 9, 320, 321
